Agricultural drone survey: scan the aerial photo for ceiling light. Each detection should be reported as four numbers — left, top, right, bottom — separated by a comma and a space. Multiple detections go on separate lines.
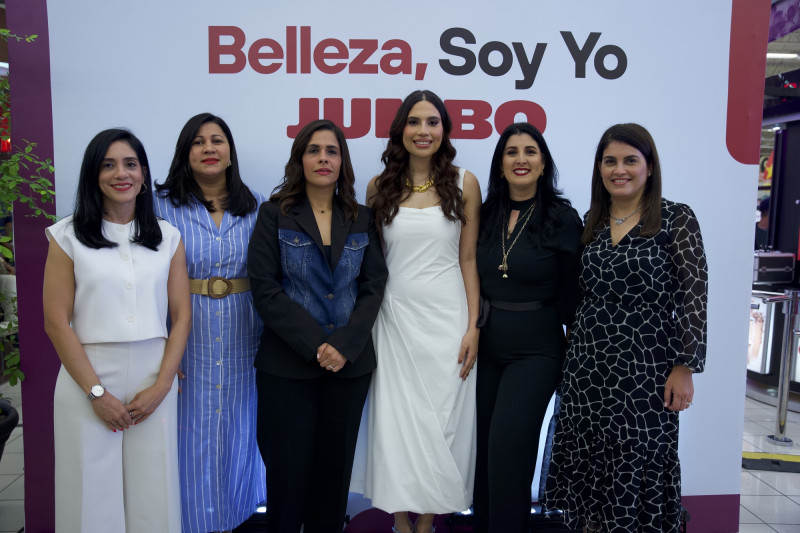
767, 53, 799, 59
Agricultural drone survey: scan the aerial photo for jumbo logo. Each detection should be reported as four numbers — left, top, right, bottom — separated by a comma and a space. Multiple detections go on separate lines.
287, 98, 547, 139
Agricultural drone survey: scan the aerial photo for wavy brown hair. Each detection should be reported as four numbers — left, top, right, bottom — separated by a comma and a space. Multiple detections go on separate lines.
270, 119, 359, 222
369, 90, 465, 226
582, 123, 662, 244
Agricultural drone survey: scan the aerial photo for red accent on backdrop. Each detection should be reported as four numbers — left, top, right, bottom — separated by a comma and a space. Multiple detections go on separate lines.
726, 0, 771, 165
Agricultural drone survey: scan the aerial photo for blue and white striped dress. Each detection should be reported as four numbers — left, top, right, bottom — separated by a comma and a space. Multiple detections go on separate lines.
155, 192, 267, 533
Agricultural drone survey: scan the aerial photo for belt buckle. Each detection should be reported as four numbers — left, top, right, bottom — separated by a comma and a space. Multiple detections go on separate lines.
208, 276, 233, 299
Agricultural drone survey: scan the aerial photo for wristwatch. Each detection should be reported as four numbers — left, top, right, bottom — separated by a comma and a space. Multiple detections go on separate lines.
87, 384, 106, 401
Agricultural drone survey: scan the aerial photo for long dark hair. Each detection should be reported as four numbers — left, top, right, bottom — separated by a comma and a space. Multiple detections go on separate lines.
155, 113, 257, 216
270, 119, 359, 222
369, 90, 464, 226
583, 123, 662, 244
73, 129, 162, 250
480, 123, 571, 246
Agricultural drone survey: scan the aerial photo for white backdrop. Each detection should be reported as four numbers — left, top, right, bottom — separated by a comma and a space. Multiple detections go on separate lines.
47, 0, 754, 501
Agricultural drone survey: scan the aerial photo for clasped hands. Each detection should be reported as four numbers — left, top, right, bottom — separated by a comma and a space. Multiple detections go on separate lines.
91, 384, 170, 432
317, 342, 347, 373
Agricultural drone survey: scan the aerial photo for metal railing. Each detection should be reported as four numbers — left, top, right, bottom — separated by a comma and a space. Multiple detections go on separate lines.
757, 289, 800, 446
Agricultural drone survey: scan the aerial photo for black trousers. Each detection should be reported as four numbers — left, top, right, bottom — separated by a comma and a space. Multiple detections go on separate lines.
473, 353, 562, 533
256, 370, 371, 533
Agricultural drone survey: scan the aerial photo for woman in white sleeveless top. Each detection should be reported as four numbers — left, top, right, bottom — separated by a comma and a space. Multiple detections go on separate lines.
44, 129, 191, 532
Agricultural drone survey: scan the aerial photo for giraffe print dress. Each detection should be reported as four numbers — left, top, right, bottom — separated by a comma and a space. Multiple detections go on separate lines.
544, 199, 707, 532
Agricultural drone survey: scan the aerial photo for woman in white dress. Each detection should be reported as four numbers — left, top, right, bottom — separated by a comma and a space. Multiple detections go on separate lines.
44, 129, 191, 532
365, 90, 481, 533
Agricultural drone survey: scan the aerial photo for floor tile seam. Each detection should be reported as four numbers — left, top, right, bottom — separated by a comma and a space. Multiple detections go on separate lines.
0, 477, 23, 499
739, 504, 768, 525
0, 477, 22, 489
740, 493, 800, 511
748, 472, 800, 495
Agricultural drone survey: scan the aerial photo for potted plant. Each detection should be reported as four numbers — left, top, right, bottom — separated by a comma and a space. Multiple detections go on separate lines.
0, 29, 56, 461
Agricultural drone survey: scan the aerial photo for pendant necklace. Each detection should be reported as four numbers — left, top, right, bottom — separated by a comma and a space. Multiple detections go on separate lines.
610, 205, 641, 225
499, 200, 536, 279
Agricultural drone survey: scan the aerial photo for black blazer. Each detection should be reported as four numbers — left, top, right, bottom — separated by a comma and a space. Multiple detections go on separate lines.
248, 197, 388, 379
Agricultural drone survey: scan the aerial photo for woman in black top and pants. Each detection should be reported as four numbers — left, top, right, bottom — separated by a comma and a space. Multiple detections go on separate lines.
473, 123, 582, 533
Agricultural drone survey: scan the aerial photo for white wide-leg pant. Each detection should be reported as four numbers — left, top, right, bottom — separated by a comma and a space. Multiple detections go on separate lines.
54, 338, 180, 533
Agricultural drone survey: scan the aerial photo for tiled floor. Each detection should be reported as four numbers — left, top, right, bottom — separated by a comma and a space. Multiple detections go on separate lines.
0, 381, 23, 533
2, 386, 800, 532
741, 395, 800, 531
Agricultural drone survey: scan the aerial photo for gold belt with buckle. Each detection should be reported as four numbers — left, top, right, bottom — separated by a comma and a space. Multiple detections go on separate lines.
189, 277, 250, 299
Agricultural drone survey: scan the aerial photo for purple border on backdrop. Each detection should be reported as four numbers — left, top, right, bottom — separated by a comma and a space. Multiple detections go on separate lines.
681, 494, 739, 533
1, 2, 754, 532
683, 494, 739, 532
342, 496, 741, 532
6, 1, 58, 532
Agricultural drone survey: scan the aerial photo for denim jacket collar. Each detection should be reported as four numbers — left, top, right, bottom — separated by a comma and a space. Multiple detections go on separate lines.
289, 196, 352, 270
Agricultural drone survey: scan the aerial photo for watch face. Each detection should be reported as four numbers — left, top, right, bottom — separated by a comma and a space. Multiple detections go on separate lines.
91, 385, 104, 398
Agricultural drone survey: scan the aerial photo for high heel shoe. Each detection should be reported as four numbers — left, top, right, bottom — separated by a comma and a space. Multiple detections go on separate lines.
392, 527, 414, 533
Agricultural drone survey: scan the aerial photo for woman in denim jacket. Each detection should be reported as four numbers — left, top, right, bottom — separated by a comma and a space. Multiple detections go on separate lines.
248, 119, 388, 533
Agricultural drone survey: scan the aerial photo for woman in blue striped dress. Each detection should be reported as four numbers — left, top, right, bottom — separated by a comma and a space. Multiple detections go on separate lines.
155, 113, 267, 533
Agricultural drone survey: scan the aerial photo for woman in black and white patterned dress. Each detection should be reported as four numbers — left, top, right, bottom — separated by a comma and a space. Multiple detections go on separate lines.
544, 123, 707, 532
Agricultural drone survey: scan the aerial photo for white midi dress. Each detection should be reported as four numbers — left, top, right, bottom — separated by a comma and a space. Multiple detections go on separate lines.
363, 168, 477, 514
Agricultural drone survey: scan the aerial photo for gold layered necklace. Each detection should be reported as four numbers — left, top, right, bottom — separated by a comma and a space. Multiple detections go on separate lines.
499, 200, 536, 279
406, 174, 435, 193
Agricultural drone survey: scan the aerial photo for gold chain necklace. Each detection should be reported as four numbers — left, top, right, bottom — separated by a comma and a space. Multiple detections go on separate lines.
406, 175, 435, 193
499, 201, 536, 279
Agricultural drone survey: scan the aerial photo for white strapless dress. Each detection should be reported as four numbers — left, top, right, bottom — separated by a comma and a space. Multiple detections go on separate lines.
361, 168, 476, 514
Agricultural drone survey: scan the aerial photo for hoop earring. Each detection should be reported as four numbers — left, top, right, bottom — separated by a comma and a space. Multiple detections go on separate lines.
139, 182, 148, 196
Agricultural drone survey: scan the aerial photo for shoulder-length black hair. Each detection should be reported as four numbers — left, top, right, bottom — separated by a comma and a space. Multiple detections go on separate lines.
479, 122, 571, 246
270, 119, 359, 222
369, 90, 464, 226
73, 128, 162, 250
155, 112, 258, 216
582, 123, 662, 244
